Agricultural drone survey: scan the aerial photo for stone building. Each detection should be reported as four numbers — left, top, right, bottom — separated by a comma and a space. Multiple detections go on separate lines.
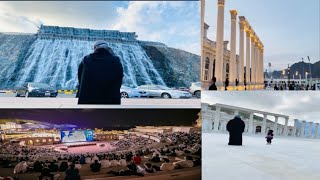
202, 103, 319, 138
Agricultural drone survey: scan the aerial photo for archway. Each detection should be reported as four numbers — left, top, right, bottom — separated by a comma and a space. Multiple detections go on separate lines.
204, 57, 210, 80
212, 59, 216, 78
28, 140, 33, 145
255, 126, 262, 133
226, 63, 230, 80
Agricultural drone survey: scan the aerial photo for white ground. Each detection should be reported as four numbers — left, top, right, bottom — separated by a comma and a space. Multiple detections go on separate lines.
203, 133, 320, 180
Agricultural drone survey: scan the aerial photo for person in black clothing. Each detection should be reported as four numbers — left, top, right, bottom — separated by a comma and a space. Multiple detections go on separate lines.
235, 79, 239, 87
265, 130, 274, 145
39, 167, 54, 180
90, 160, 101, 172
59, 162, 68, 172
107, 162, 144, 177
208, 77, 217, 90
48, 162, 58, 172
150, 154, 161, 163
77, 40, 124, 104
226, 115, 245, 145
65, 164, 80, 180
225, 78, 229, 90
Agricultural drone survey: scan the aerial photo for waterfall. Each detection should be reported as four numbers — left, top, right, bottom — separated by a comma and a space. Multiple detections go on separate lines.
0, 30, 166, 89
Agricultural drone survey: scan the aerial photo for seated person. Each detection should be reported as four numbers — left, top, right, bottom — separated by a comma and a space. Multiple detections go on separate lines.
110, 158, 119, 167
133, 154, 141, 165
90, 160, 101, 172
39, 167, 54, 180
100, 158, 110, 168
173, 156, 194, 169
65, 164, 80, 180
48, 162, 58, 172
144, 163, 156, 173
150, 154, 160, 163
59, 162, 68, 172
74, 161, 82, 169
119, 158, 127, 167
160, 158, 175, 171
107, 162, 144, 177
14, 161, 28, 174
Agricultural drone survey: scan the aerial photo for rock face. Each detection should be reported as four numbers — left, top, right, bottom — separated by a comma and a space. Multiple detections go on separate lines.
142, 45, 200, 88
0, 26, 200, 89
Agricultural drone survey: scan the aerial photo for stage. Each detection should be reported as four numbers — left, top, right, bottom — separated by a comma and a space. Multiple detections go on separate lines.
50, 141, 116, 154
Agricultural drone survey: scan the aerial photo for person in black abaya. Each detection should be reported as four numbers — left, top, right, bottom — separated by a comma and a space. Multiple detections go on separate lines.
226, 115, 245, 145
77, 40, 123, 104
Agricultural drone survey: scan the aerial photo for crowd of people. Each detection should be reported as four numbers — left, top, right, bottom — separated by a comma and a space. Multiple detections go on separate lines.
269, 82, 319, 91
0, 131, 201, 180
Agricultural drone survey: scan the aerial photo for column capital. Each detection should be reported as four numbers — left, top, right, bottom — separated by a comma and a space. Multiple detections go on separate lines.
239, 21, 245, 30
245, 30, 251, 37
230, 10, 238, 20
218, 0, 225, 7
251, 36, 256, 43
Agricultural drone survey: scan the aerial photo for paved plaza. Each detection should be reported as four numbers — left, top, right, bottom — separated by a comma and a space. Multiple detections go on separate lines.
203, 133, 320, 180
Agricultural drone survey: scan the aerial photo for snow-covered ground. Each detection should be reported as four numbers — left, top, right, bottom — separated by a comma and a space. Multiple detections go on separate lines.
203, 133, 320, 180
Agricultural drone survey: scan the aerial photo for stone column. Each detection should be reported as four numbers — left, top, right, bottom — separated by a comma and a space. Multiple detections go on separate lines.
250, 36, 256, 88
239, 21, 245, 87
214, 106, 221, 131
301, 121, 306, 137
254, 41, 258, 86
308, 122, 313, 138
293, 119, 299, 136
215, 0, 226, 87
273, 116, 278, 135
201, 0, 205, 82
245, 30, 251, 89
249, 113, 254, 134
255, 44, 259, 87
284, 118, 289, 136
260, 47, 264, 83
262, 114, 267, 134
257, 46, 261, 85
229, 10, 238, 88
315, 123, 319, 139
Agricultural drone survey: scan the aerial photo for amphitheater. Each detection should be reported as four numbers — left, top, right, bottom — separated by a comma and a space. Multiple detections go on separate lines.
0, 128, 201, 180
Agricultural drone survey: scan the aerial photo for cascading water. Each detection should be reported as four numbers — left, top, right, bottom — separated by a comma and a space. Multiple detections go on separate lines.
0, 26, 166, 89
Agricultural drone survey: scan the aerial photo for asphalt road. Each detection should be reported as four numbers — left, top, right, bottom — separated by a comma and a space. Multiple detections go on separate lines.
0, 93, 200, 108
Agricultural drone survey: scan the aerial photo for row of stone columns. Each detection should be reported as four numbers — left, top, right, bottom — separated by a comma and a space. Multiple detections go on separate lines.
294, 120, 319, 138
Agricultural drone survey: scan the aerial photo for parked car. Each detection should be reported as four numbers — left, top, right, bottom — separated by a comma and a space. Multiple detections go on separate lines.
189, 82, 201, 98
120, 85, 148, 98
16, 82, 58, 97
136, 85, 192, 99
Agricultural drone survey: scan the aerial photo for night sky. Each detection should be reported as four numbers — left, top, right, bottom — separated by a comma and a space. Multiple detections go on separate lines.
0, 109, 200, 129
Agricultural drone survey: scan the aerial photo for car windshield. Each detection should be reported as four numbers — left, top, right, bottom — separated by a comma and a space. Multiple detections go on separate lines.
29, 83, 51, 88
121, 85, 130, 89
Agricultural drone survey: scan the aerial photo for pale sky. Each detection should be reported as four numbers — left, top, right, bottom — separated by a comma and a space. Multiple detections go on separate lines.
0, 1, 200, 55
204, 0, 320, 71
202, 92, 320, 124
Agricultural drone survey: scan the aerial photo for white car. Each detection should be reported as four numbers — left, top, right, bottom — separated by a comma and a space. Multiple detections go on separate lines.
136, 85, 192, 99
120, 85, 148, 98
189, 82, 201, 98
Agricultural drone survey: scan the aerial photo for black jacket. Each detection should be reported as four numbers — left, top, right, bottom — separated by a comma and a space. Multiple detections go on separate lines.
226, 117, 245, 145
77, 49, 123, 104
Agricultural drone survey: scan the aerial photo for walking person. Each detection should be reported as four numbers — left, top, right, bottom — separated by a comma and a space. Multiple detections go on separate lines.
208, 77, 217, 90
226, 115, 245, 146
225, 78, 229, 91
265, 130, 274, 145
77, 40, 123, 104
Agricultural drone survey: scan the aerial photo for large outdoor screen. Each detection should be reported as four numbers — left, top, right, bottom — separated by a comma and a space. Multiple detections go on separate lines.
61, 130, 94, 143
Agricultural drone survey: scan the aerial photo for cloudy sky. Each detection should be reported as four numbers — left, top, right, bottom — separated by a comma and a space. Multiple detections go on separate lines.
204, 0, 320, 71
0, 1, 200, 55
202, 92, 320, 124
